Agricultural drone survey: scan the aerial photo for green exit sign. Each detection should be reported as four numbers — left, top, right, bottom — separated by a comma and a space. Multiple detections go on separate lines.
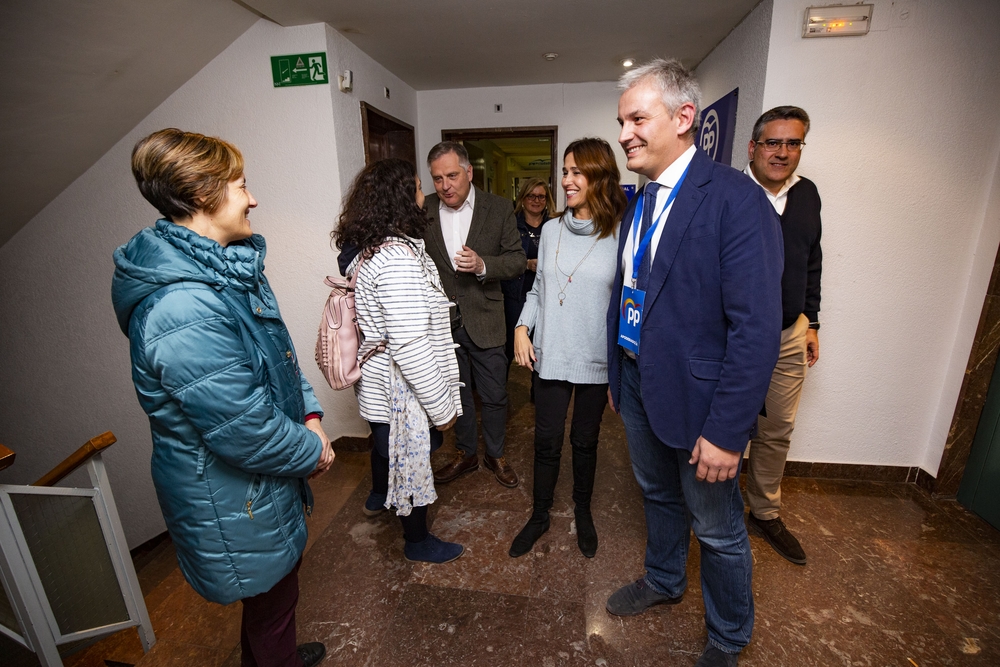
271, 52, 329, 87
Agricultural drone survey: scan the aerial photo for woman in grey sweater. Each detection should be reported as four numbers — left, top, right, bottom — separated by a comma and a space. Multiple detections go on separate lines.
509, 138, 627, 559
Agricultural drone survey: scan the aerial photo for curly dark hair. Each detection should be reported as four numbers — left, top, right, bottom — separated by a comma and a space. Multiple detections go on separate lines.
332, 158, 429, 256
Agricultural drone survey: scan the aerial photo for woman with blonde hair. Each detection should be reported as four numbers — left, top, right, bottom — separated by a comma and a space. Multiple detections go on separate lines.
509, 138, 627, 559
502, 177, 555, 374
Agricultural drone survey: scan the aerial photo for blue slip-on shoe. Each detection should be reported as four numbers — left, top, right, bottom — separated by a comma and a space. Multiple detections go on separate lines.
363, 490, 387, 517
403, 533, 464, 564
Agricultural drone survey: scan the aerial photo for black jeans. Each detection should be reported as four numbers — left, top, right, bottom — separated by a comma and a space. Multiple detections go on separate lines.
532, 376, 608, 510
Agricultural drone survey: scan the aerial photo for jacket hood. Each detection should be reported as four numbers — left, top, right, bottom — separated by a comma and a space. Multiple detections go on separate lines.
111, 219, 267, 334
337, 241, 360, 276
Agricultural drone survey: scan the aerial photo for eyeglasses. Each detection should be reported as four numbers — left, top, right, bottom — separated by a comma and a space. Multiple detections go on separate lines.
524, 194, 548, 202
754, 139, 805, 153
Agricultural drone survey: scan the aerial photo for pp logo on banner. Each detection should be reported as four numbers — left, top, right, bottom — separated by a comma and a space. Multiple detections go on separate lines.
699, 109, 720, 161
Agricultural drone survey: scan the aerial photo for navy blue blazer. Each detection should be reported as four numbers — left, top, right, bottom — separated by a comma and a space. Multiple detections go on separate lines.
606, 149, 784, 453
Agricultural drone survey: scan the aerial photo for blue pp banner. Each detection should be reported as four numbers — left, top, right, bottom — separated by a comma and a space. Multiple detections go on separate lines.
697, 88, 739, 166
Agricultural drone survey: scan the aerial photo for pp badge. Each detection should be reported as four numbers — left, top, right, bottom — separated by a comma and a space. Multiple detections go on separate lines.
618, 286, 644, 355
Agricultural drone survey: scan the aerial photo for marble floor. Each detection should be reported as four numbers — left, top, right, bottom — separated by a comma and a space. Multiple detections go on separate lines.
8, 366, 1000, 666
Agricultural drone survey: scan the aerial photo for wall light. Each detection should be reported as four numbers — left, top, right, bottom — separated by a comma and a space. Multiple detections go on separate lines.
621, 58, 635, 68
543, 52, 558, 61
803, 4, 873, 37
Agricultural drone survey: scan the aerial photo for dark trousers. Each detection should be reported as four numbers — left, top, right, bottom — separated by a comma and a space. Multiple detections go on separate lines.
368, 422, 434, 542
452, 326, 509, 458
240, 559, 303, 667
532, 376, 608, 512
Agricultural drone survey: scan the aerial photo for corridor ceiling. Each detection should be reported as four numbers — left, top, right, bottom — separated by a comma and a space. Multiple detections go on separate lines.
0, 0, 760, 248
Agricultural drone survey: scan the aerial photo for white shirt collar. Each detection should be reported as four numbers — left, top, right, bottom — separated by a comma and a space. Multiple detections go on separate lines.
439, 185, 476, 213
652, 144, 698, 189
744, 163, 800, 207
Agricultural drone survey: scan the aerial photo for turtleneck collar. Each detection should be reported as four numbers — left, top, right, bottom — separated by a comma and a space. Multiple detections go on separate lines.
562, 209, 596, 236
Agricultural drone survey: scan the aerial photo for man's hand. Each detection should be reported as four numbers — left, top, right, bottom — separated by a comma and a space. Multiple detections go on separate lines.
689, 436, 741, 483
454, 245, 484, 274
806, 329, 820, 367
607, 388, 617, 414
526, 258, 538, 272
306, 418, 335, 478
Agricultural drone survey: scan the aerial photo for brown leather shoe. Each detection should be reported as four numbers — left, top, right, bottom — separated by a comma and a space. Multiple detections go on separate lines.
434, 452, 479, 484
484, 455, 519, 488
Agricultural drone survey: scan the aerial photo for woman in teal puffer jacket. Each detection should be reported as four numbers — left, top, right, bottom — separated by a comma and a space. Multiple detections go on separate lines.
112, 128, 332, 667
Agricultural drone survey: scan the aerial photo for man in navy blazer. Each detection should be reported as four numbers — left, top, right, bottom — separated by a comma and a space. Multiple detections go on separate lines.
604, 59, 783, 667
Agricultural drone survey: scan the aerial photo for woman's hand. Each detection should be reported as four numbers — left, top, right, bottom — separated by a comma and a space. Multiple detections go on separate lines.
526, 259, 538, 272
436, 415, 458, 431
306, 418, 335, 478
513, 326, 536, 371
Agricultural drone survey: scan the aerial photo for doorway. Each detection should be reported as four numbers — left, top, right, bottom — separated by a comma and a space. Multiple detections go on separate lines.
441, 126, 558, 203
361, 102, 416, 166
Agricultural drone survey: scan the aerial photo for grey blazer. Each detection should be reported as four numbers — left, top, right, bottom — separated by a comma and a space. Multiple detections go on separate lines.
422, 186, 526, 349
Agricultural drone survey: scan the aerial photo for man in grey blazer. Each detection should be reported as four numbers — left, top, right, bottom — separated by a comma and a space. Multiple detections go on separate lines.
422, 141, 526, 488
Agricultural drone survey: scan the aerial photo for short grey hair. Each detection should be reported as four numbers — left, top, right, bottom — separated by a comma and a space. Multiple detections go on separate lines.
427, 141, 471, 168
618, 58, 702, 136
751, 106, 811, 141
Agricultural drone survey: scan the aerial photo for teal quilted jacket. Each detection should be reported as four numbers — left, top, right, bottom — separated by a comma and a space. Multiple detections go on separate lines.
112, 220, 322, 604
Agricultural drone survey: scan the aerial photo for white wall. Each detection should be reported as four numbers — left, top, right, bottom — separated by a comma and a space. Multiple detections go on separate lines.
695, 0, 774, 166
758, 0, 1000, 473
324, 24, 419, 198
0, 18, 415, 547
416, 82, 633, 207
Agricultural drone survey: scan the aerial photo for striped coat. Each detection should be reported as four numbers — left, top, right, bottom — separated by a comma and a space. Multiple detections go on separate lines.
350, 238, 462, 426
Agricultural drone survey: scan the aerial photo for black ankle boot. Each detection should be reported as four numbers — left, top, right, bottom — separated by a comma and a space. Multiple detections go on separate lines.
509, 512, 550, 557
575, 506, 598, 558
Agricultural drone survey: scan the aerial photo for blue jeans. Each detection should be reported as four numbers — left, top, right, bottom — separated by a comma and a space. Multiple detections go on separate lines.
619, 356, 753, 653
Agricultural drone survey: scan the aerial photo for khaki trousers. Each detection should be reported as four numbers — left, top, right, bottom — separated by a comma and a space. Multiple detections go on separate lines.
746, 313, 809, 520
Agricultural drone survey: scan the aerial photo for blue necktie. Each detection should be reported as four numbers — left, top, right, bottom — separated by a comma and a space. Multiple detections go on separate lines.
635, 182, 661, 291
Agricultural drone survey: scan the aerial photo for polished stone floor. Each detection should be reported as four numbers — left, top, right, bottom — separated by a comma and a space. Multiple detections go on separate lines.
9, 366, 1000, 666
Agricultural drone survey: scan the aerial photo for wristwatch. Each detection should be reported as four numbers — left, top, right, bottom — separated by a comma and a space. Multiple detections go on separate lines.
808, 322, 820, 330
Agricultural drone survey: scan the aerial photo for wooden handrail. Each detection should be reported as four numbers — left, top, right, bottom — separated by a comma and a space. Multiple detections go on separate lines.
0, 444, 15, 473
33, 432, 117, 487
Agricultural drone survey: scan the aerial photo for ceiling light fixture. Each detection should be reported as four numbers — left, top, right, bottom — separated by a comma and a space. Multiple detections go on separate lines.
621, 58, 635, 68
543, 52, 558, 61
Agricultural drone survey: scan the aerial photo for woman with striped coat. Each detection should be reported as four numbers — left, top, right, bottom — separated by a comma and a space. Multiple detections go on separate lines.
333, 158, 464, 564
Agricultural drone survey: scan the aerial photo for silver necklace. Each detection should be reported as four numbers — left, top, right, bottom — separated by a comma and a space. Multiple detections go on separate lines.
553, 220, 599, 306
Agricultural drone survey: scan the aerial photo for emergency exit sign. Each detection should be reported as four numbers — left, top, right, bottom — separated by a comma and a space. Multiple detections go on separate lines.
271, 52, 329, 87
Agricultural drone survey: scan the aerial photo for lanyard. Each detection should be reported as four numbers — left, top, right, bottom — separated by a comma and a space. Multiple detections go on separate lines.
630, 163, 692, 285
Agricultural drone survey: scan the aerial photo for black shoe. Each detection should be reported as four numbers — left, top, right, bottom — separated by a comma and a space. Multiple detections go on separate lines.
694, 643, 738, 667
605, 577, 682, 616
297, 642, 326, 667
509, 513, 550, 557
748, 513, 806, 565
574, 506, 598, 558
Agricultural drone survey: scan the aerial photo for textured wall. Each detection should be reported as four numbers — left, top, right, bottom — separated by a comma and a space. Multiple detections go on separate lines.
760, 0, 1000, 472
416, 81, 632, 209
695, 0, 774, 167
0, 19, 414, 547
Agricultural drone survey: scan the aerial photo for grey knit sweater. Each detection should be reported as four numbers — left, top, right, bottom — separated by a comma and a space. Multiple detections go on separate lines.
516, 211, 619, 384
